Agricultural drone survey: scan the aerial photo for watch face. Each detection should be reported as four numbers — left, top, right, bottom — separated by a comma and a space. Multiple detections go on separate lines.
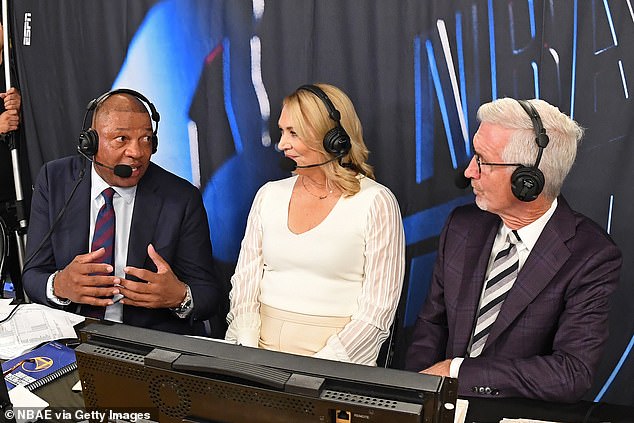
179, 287, 192, 310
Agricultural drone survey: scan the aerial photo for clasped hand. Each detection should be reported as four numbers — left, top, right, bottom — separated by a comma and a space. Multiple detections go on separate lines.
54, 243, 187, 309
0, 88, 21, 133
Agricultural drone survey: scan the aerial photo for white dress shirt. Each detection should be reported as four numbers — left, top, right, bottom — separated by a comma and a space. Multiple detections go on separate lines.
46, 165, 136, 323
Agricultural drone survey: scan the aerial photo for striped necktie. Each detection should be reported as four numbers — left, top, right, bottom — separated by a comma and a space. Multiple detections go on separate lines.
82, 187, 116, 319
470, 230, 521, 358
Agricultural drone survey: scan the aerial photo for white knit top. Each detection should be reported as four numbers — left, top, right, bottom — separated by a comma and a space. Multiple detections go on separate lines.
225, 175, 405, 365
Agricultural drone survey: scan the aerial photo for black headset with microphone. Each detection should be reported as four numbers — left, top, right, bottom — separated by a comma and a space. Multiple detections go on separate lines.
25, 90, 160, 273
511, 99, 549, 202
297, 84, 352, 158
78, 88, 161, 156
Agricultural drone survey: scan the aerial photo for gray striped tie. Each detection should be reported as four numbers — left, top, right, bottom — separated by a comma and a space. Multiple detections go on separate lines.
470, 231, 520, 358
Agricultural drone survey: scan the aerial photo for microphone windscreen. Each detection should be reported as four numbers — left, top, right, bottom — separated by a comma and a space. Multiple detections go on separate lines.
114, 164, 133, 178
278, 156, 298, 172
454, 167, 470, 189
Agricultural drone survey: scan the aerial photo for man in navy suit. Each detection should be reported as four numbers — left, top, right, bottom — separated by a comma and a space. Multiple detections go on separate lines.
405, 98, 622, 402
23, 90, 220, 335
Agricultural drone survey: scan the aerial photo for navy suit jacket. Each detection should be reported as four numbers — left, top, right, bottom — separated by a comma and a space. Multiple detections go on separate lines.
405, 198, 622, 402
23, 156, 221, 335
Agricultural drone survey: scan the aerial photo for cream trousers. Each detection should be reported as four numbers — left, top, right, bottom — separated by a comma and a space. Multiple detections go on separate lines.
259, 303, 350, 356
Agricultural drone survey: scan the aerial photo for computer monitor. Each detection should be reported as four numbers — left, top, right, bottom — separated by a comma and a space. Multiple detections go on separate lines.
76, 322, 457, 423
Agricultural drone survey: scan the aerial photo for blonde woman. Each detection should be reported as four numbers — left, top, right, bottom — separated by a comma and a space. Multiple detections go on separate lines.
225, 83, 405, 366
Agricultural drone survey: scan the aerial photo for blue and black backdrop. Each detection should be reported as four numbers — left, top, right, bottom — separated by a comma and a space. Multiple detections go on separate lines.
5, 0, 633, 406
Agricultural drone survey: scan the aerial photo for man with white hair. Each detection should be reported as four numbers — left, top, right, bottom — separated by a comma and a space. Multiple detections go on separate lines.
405, 98, 622, 403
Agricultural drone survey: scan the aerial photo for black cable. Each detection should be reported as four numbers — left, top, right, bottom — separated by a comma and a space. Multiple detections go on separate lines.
21, 166, 86, 271
0, 303, 20, 324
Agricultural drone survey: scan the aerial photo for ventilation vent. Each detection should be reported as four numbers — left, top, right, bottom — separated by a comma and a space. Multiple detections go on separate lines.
76, 352, 147, 386
80, 374, 97, 407
148, 375, 191, 418
92, 345, 144, 364
322, 389, 399, 409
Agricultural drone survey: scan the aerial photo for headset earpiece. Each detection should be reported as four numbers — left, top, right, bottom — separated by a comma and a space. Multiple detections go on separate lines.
512, 100, 549, 202
511, 165, 545, 202
78, 128, 100, 156
78, 88, 160, 156
297, 84, 351, 157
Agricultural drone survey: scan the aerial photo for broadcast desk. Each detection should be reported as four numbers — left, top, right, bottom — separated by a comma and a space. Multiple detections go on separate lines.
21, 319, 634, 423
29, 367, 634, 423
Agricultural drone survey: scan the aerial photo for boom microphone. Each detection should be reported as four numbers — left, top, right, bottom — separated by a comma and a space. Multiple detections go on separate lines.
278, 155, 341, 172
455, 166, 470, 189
77, 149, 133, 178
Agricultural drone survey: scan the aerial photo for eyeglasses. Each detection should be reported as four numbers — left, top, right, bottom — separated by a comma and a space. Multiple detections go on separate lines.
473, 154, 523, 176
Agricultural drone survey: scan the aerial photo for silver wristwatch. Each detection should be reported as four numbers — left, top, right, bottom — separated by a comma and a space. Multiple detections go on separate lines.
172, 285, 193, 316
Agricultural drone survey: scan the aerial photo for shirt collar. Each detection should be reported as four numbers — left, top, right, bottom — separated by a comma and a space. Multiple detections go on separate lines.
90, 165, 137, 204
500, 198, 558, 252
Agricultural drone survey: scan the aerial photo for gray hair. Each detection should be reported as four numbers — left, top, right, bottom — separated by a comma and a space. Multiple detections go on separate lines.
477, 98, 584, 199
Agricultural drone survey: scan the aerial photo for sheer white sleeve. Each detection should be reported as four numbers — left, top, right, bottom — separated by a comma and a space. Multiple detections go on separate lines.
314, 187, 405, 365
225, 186, 267, 347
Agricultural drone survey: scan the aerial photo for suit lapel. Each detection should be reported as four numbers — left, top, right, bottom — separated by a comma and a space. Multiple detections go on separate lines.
127, 165, 162, 270
484, 198, 574, 350
453, 212, 500, 353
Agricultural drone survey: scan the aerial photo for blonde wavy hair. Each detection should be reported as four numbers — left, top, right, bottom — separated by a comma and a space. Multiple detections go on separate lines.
283, 83, 374, 196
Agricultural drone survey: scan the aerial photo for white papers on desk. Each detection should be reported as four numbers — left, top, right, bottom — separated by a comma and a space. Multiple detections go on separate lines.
8, 385, 49, 423
0, 299, 84, 359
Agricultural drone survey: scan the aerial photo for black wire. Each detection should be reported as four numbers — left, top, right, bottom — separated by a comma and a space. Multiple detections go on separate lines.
0, 303, 20, 324
21, 166, 86, 271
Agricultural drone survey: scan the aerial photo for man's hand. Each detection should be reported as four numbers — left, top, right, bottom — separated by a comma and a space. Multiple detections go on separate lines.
117, 244, 188, 309
1, 87, 21, 111
420, 359, 452, 377
0, 109, 19, 133
54, 248, 119, 306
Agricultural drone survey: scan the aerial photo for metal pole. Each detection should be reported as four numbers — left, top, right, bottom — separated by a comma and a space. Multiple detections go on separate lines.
2, 0, 28, 302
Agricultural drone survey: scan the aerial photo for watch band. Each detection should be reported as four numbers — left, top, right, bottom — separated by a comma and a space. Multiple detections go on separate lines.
172, 285, 193, 317
48, 270, 71, 306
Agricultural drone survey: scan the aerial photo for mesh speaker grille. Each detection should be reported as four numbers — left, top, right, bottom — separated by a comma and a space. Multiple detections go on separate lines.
148, 375, 191, 418
76, 348, 146, 407
78, 349, 146, 381
80, 374, 97, 407
149, 371, 317, 418
207, 383, 316, 416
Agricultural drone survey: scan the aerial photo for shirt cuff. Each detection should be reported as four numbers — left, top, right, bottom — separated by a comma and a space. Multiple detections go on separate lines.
46, 271, 71, 306
313, 335, 352, 363
450, 357, 464, 378
225, 312, 260, 347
